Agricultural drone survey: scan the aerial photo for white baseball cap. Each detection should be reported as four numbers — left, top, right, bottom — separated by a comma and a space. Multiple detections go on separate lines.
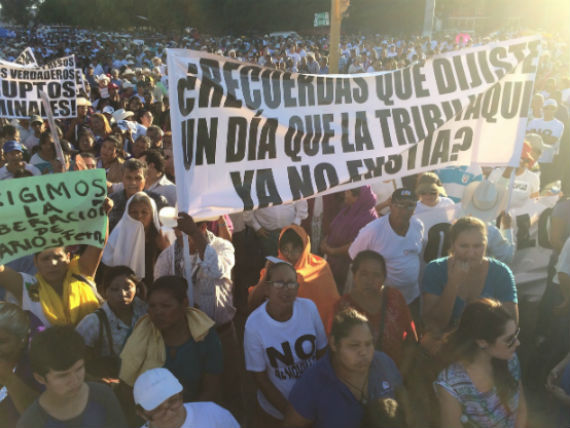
133, 368, 183, 411
461, 179, 507, 223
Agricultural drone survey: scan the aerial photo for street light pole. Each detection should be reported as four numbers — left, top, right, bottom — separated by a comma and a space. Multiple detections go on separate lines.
328, 0, 350, 74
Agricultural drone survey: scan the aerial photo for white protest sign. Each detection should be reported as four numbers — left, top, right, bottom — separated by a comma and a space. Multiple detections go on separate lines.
75, 68, 87, 96
14, 48, 38, 67
0, 55, 77, 119
168, 36, 541, 219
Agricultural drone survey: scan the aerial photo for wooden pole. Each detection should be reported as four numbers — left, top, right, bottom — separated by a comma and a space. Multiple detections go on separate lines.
329, 0, 340, 74
328, 0, 350, 74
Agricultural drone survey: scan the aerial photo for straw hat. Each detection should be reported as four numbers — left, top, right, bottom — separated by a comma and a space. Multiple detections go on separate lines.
461, 180, 507, 223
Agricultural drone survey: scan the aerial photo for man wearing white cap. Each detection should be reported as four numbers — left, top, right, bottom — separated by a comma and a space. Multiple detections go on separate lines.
102, 105, 115, 122
134, 368, 239, 428
349, 188, 425, 319
64, 97, 91, 145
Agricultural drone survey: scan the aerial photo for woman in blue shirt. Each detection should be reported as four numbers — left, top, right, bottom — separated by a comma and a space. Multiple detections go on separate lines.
283, 308, 407, 428
422, 216, 518, 334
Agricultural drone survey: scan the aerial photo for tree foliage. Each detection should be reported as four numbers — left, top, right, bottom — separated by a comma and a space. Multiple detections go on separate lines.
0, 0, 38, 25
34, 0, 424, 35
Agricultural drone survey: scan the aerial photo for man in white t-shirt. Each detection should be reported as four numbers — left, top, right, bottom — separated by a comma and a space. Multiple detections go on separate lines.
244, 262, 327, 423
526, 98, 565, 165
22, 115, 43, 151
349, 188, 424, 314
134, 368, 239, 428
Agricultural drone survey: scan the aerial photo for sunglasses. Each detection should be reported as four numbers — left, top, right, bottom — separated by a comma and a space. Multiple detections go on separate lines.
269, 281, 299, 290
505, 327, 520, 348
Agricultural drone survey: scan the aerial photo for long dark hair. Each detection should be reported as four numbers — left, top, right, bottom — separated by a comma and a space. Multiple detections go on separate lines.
441, 299, 518, 414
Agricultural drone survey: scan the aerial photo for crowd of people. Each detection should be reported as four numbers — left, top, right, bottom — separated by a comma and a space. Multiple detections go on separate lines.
0, 24, 569, 428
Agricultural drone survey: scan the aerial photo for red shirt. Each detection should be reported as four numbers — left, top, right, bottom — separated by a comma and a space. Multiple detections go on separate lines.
333, 287, 418, 367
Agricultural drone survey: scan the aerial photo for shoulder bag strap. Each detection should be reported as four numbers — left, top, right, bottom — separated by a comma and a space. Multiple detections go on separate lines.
97, 308, 117, 358
93, 309, 105, 355
72, 273, 104, 303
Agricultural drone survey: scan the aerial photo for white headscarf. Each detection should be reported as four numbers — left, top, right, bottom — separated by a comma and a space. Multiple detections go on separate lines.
103, 192, 160, 278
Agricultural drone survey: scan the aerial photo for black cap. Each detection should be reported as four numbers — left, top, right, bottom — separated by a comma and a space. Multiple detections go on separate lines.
391, 188, 417, 203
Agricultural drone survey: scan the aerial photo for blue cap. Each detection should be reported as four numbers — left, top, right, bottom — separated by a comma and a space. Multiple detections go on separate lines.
2, 140, 24, 154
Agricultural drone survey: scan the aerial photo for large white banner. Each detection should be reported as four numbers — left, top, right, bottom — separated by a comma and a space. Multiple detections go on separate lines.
168, 37, 541, 219
0, 54, 77, 119
2, 49, 85, 96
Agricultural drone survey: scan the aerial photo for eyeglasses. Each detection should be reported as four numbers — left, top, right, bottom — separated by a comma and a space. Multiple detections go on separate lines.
269, 281, 299, 290
505, 328, 520, 348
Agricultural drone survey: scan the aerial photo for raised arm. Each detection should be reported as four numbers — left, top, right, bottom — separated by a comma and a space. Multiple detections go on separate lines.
78, 197, 113, 278
247, 261, 271, 312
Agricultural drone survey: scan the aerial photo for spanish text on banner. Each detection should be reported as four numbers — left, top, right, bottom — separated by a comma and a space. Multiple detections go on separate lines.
167, 36, 541, 219
0, 169, 108, 264
0, 55, 77, 119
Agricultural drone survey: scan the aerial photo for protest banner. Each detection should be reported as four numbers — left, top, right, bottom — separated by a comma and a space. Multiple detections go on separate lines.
167, 36, 541, 219
0, 169, 108, 265
75, 68, 87, 96
14, 48, 38, 67
0, 54, 77, 119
